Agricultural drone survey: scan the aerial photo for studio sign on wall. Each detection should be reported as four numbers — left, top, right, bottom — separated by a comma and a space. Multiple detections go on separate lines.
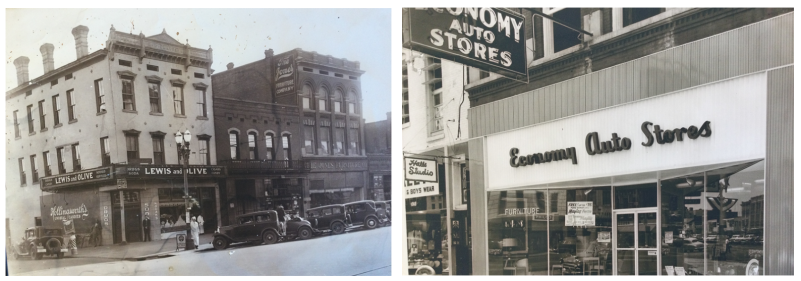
510, 120, 712, 168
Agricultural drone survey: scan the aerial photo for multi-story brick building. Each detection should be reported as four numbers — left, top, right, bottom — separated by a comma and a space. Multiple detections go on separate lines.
365, 112, 392, 201
6, 25, 222, 245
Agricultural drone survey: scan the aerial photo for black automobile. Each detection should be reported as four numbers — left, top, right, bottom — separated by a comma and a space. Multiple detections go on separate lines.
374, 201, 390, 226
212, 210, 313, 250
306, 204, 348, 234
8, 227, 68, 260
344, 200, 381, 229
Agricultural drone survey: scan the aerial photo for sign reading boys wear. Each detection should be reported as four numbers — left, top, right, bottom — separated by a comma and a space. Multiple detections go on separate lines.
404, 8, 528, 81
404, 183, 439, 199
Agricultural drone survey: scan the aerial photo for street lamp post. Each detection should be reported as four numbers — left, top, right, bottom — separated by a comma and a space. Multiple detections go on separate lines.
175, 130, 192, 246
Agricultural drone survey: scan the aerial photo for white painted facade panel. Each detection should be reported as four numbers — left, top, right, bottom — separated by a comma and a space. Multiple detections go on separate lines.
484, 72, 767, 190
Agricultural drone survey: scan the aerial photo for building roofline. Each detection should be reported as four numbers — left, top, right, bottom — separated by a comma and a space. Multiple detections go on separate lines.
6, 49, 108, 98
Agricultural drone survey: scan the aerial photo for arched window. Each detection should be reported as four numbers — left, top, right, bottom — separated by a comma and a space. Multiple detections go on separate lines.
332, 89, 343, 113
301, 84, 313, 110
347, 90, 358, 114
247, 132, 258, 160
282, 134, 291, 161
317, 87, 329, 112
264, 132, 275, 160
229, 131, 240, 159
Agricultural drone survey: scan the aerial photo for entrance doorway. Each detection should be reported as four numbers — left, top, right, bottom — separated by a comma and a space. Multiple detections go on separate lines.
613, 208, 659, 275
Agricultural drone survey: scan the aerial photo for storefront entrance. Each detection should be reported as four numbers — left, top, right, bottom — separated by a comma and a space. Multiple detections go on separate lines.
613, 208, 659, 275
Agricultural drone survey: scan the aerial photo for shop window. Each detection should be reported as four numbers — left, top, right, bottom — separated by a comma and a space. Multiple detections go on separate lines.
30, 155, 38, 183
248, 132, 258, 159
614, 183, 657, 209
26, 105, 34, 134
13, 110, 20, 138
18, 158, 26, 186
144, 81, 160, 114
94, 79, 105, 113
229, 131, 240, 159
318, 127, 330, 155
303, 125, 315, 155
172, 85, 185, 115
264, 133, 275, 160
100, 137, 110, 166
71, 143, 81, 171
551, 8, 582, 53
282, 134, 291, 161
121, 77, 136, 111
38, 100, 46, 130
52, 95, 61, 125
43, 151, 51, 176
125, 133, 139, 161
56, 147, 66, 174
623, 8, 663, 27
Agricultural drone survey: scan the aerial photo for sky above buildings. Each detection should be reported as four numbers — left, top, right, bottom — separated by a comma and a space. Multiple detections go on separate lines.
5, 8, 391, 122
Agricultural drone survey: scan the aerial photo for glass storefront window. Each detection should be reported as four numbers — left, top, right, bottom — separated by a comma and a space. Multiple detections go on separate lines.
550, 187, 613, 276
487, 190, 548, 275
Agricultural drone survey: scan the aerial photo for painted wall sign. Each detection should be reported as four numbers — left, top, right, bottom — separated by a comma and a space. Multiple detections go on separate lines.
404, 8, 528, 81
404, 183, 439, 199
40, 166, 113, 191
404, 157, 438, 182
40, 190, 99, 234
273, 54, 296, 96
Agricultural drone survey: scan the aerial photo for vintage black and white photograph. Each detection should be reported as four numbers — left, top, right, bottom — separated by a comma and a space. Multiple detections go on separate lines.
5, 8, 391, 275
401, 8, 793, 275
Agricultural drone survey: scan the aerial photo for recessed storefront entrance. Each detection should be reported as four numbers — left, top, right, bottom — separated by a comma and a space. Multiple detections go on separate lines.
613, 209, 658, 275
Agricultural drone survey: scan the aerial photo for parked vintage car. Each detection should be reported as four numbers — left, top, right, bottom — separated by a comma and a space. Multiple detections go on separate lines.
730, 234, 748, 244
306, 204, 348, 234
682, 238, 704, 252
7, 227, 68, 260
344, 200, 381, 229
212, 210, 313, 250
374, 201, 390, 226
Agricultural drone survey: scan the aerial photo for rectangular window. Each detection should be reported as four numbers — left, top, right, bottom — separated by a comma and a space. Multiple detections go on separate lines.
119, 59, 132, 67
43, 151, 51, 176
199, 139, 210, 165
349, 103, 356, 114
152, 136, 165, 165
302, 97, 310, 109
318, 99, 327, 111
148, 82, 161, 113
65, 73, 73, 80
71, 143, 81, 171
229, 132, 240, 159
26, 105, 34, 134
57, 147, 66, 174
30, 155, 38, 183
196, 88, 207, 117
147, 64, 159, 71
318, 127, 330, 155
51, 80, 58, 86
349, 128, 360, 155
13, 110, 20, 138
319, 70, 329, 75
100, 137, 111, 166
171, 69, 182, 75
552, 8, 582, 53
303, 67, 313, 72
349, 76, 357, 80
623, 8, 663, 27
18, 158, 26, 186
265, 134, 274, 160
333, 128, 345, 155
121, 78, 135, 111
173, 85, 184, 115
194, 72, 204, 79
335, 73, 344, 78
52, 95, 61, 125
95, 79, 106, 113
67, 90, 77, 121
38, 100, 46, 130
282, 135, 291, 161
248, 132, 258, 160
303, 125, 315, 155
126, 134, 139, 161
334, 101, 342, 113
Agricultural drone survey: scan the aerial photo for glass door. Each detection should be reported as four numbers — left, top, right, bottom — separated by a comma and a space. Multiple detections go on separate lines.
614, 209, 659, 275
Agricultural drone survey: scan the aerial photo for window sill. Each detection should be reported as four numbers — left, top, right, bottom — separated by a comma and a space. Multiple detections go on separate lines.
15, 136, 21, 140
28, 131, 36, 136
174, 114, 187, 118
150, 112, 164, 116
96, 110, 107, 116
54, 123, 63, 128
40, 128, 48, 133
427, 132, 445, 142
196, 116, 209, 120
68, 119, 78, 124
20, 184, 26, 187
122, 109, 137, 114
402, 123, 411, 129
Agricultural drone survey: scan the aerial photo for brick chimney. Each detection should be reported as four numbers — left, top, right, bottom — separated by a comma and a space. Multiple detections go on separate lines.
40, 43, 55, 73
227, 62, 234, 70
72, 25, 90, 59
13, 56, 30, 86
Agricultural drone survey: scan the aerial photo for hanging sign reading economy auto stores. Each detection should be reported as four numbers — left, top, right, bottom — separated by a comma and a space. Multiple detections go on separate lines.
404, 8, 528, 81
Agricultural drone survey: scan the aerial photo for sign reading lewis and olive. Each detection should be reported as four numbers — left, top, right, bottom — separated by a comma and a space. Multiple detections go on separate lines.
404, 157, 437, 182
404, 8, 528, 81
510, 120, 712, 168
118, 165, 225, 178
41, 167, 113, 191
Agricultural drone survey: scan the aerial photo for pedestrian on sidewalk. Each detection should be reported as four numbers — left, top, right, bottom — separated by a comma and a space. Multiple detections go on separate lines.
90, 220, 102, 247
277, 205, 286, 235
190, 216, 200, 249
143, 216, 152, 241
197, 214, 205, 234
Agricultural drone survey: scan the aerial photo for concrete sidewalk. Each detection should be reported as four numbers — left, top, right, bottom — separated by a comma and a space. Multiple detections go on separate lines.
69, 233, 215, 260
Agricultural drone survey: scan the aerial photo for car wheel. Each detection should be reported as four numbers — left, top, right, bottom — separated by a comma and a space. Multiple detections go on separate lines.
415, 265, 435, 275
331, 222, 345, 234
212, 237, 228, 250
298, 227, 312, 240
365, 217, 378, 229
30, 245, 42, 260
262, 230, 278, 245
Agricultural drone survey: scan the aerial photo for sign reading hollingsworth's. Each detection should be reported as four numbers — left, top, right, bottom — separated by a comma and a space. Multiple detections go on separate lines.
405, 8, 527, 80
404, 157, 437, 182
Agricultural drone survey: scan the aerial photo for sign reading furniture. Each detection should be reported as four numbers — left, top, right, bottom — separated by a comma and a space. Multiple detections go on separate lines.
404, 8, 528, 81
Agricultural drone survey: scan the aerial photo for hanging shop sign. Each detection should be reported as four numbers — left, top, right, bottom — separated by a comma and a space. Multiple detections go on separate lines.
40, 166, 113, 191
116, 165, 226, 178
404, 8, 528, 82
404, 182, 439, 199
404, 157, 437, 182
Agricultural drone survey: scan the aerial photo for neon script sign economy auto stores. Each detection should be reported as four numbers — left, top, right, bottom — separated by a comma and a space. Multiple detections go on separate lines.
509, 121, 712, 168
406, 8, 527, 79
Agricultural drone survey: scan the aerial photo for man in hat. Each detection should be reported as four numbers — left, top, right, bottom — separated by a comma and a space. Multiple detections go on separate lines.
142, 215, 152, 242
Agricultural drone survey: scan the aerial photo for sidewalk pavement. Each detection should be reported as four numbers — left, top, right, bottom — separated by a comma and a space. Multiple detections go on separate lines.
69, 233, 215, 260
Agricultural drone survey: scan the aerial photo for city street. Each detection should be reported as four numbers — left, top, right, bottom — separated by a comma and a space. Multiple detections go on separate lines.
9, 226, 391, 276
